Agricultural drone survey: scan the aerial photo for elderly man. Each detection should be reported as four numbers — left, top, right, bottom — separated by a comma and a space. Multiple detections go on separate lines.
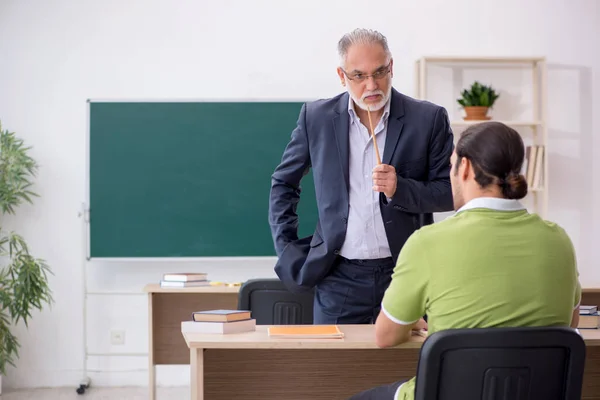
269, 28, 454, 324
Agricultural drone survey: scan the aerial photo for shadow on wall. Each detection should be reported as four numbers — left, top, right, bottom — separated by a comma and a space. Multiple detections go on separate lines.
546, 63, 593, 280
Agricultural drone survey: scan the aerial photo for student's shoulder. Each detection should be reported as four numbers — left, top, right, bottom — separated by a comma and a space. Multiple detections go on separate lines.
404, 211, 495, 252
403, 215, 461, 248
534, 214, 568, 233
419, 212, 467, 234
528, 213, 575, 247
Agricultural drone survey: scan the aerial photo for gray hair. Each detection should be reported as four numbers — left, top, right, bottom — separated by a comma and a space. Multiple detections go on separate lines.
337, 28, 391, 67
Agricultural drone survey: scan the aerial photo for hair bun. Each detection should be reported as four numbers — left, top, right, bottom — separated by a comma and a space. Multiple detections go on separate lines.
502, 173, 528, 200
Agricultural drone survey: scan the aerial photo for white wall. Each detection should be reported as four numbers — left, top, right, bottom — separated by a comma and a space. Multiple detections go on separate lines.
0, 0, 598, 390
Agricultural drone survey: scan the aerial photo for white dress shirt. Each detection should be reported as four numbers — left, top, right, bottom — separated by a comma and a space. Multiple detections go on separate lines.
339, 97, 393, 260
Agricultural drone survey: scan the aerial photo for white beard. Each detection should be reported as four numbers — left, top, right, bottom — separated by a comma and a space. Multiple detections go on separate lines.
347, 84, 392, 111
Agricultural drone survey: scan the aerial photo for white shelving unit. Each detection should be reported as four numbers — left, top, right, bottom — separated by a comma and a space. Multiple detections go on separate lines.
414, 56, 548, 218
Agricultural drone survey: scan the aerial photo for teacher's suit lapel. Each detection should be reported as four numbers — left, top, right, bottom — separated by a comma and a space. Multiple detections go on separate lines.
332, 94, 350, 194
382, 89, 405, 165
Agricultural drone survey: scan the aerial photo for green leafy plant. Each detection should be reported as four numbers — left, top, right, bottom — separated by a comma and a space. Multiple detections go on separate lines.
0, 120, 53, 376
457, 81, 500, 108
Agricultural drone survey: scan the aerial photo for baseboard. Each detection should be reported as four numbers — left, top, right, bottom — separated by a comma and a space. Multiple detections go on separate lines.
2, 366, 190, 390
3, 370, 85, 391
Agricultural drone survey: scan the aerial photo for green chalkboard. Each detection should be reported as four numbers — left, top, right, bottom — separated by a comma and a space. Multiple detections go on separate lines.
88, 101, 318, 258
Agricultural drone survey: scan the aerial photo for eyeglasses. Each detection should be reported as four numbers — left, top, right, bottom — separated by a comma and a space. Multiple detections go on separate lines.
341, 63, 391, 82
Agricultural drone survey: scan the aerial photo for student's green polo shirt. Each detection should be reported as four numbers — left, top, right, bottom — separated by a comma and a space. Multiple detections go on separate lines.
381, 197, 581, 400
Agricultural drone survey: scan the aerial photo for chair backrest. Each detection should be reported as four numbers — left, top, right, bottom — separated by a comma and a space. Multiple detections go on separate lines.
414, 327, 586, 400
237, 278, 314, 325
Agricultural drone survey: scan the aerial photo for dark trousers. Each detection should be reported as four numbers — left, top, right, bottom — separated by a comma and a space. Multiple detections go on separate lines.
313, 256, 395, 324
347, 380, 406, 400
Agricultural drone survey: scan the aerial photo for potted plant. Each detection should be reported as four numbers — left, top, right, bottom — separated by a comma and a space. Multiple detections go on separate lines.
0, 121, 53, 393
457, 81, 500, 121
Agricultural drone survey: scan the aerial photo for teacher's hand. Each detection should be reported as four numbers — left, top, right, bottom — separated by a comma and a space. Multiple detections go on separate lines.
372, 164, 397, 198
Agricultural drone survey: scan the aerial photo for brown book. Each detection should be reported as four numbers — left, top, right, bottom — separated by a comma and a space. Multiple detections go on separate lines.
522, 145, 531, 177
160, 280, 210, 288
526, 145, 537, 185
163, 272, 207, 282
532, 145, 544, 189
182, 319, 256, 334
192, 309, 251, 322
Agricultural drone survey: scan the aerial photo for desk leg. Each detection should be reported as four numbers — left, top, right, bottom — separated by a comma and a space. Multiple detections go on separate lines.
190, 348, 204, 400
148, 293, 156, 400
148, 363, 156, 400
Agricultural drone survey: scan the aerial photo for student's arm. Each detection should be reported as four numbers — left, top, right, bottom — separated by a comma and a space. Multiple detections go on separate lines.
375, 314, 427, 347
571, 279, 581, 329
375, 232, 429, 348
568, 235, 581, 329
571, 306, 579, 329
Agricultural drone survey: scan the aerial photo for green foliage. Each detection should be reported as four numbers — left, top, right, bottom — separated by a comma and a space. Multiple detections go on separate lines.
0, 121, 53, 376
457, 81, 500, 108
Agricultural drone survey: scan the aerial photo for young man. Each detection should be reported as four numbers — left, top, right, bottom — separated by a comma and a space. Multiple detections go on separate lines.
350, 121, 581, 400
269, 28, 453, 324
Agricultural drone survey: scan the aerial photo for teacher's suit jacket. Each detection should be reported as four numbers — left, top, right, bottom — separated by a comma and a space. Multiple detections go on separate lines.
269, 88, 454, 293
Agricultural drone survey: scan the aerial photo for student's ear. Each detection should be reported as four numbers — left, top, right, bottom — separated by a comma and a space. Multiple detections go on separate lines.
461, 157, 471, 181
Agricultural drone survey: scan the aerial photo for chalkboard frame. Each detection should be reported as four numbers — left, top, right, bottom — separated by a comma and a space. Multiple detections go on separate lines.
85, 98, 318, 261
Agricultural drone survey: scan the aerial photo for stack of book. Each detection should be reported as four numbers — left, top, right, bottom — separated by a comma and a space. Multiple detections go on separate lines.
578, 305, 599, 329
160, 272, 210, 288
181, 309, 256, 334
523, 145, 544, 190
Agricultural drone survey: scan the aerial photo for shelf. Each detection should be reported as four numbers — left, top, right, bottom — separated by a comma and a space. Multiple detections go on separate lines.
418, 56, 545, 64
451, 120, 542, 127
415, 55, 548, 218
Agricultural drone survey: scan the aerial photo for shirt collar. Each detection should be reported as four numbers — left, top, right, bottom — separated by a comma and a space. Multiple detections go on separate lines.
347, 94, 391, 124
456, 197, 527, 214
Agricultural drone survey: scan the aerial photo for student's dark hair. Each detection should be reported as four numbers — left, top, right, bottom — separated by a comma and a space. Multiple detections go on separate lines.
455, 121, 528, 200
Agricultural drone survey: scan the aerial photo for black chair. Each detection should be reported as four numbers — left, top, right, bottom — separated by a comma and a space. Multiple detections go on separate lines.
237, 278, 314, 325
414, 326, 586, 400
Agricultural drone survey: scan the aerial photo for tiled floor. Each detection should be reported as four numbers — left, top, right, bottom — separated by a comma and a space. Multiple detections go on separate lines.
0, 387, 189, 400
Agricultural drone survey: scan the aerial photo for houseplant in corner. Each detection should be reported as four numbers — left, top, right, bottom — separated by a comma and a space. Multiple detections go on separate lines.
457, 81, 500, 121
0, 120, 53, 393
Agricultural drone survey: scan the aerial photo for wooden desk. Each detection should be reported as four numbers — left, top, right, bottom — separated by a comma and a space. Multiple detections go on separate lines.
145, 285, 600, 399
582, 288, 600, 308
144, 284, 240, 400
182, 325, 600, 400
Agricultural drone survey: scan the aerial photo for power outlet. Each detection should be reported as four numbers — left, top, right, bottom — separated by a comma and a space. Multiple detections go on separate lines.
110, 330, 126, 345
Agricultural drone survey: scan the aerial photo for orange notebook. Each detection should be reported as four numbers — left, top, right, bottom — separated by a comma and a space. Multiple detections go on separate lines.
268, 325, 344, 339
